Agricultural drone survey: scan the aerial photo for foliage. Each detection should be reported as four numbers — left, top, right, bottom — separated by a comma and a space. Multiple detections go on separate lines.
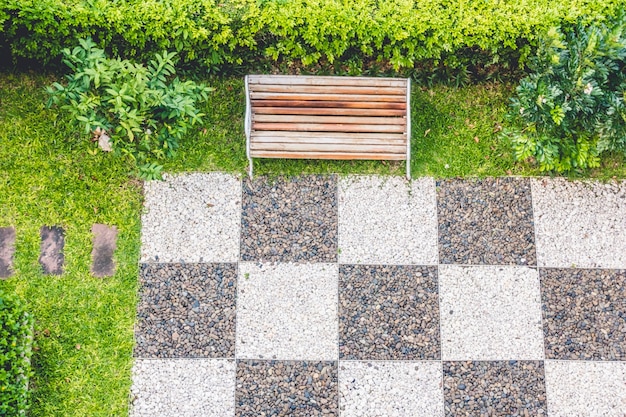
507, 14, 626, 172
46, 38, 211, 179
1, 0, 624, 80
0, 291, 34, 417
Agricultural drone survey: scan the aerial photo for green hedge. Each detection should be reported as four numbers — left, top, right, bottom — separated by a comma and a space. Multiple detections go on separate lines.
1, 0, 624, 76
0, 291, 34, 417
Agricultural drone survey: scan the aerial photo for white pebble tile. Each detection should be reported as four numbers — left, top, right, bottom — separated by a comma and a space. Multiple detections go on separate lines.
236, 262, 338, 360
532, 178, 626, 268
338, 175, 438, 265
130, 358, 235, 417
439, 265, 544, 360
140, 173, 241, 263
339, 361, 443, 416
545, 360, 626, 416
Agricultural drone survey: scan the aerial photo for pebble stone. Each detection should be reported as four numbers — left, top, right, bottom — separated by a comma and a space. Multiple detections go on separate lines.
140, 172, 241, 263
339, 361, 443, 416
338, 176, 438, 265
439, 265, 544, 361
237, 262, 338, 360
130, 358, 235, 417
0, 226, 16, 278
339, 264, 440, 360
236, 360, 338, 417
437, 178, 536, 265
240, 175, 338, 263
443, 361, 547, 416
135, 263, 237, 358
532, 178, 626, 268
544, 360, 626, 416
540, 268, 626, 360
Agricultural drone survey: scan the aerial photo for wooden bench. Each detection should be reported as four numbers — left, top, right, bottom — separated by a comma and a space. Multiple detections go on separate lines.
244, 75, 411, 179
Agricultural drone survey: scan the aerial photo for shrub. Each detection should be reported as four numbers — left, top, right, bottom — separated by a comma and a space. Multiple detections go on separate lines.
507, 14, 626, 172
46, 38, 212, 179
0, 291, 34, 417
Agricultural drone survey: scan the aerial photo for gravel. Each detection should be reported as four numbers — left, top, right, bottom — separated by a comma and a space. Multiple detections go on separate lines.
130, 358, 235, 417
544, 360, 626, 417
0, 226, 16, 278
39, 225, 64, 275
532, 178, 626, 268
135, 263, 237, 358
338, 176, 438, 265
339, 361, 443, 416
140, 173, 241, 263
439, 265, 544, 361
339, 264, 440, 360
237, 262, 338, 360
443, 361, 547, 416
540, 268, 626, 360
240, 175, 337, 263
437, 178, 536, 265
236, 360, 338, 417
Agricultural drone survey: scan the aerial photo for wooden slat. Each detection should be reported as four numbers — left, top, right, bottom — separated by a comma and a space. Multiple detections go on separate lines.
251, 84, 406, 96
253, 114, 405, 125
252, 131, 406, 141
248, 75, 407, 88
252, 136, 406, 146
250, 92, 405, 103
253, 123, 406, 133
251, 142, 406, 154
253, 107, 407, 117
251, 100, 406, 110
250, 150, 407, 160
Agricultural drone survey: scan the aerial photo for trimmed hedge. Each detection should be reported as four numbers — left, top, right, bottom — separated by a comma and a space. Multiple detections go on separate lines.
0, 291, 34, 417
1, 0, 625, 76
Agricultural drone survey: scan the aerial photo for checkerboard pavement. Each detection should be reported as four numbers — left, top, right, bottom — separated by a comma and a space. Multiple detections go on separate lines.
131, 174, 626, 417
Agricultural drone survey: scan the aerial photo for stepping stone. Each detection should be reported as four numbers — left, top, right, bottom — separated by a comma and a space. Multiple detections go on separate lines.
0, 226, 16, 278
39, 226, 64, 275
91, 224, 118, 277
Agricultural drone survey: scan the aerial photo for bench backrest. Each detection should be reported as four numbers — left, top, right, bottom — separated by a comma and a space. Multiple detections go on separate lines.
245, 75, 411, 178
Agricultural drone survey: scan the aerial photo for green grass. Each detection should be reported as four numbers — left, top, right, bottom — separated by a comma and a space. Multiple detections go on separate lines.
0, 71, 624, 416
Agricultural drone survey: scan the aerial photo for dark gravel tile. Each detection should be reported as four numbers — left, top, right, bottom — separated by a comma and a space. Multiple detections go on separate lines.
236, 360, 338, 417
135, 263, 237, 358
443, 361, 547, 416
339, 264, 440, 360
0, 226, 16, 278
39, 226, 64, 275
437, 178, 536, 266
540, 268, 626, 360
240, 175, 338, 263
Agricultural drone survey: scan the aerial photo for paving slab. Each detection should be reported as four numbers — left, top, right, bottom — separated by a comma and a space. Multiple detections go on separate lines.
532, 178, 626, 268
338, 176, 438, 265
90, 223, 117, 277
437, 178, 536, 266
135, 263, 237, 358
240, 175, 338, 263
140, 173, 241, 263
339, 264, 440, 360
540, 268, 626, 360
339, 361, 443, 416
236, 262, 338, 360
0, 226, 16, 278
544, 360, 626, 417
439, 265, 544, 360
39, 225, 64, 275
130, 358, 235, 417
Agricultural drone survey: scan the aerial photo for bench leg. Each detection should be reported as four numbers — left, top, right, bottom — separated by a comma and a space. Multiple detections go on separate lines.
406, 158, 411, 181
248, 157, 254, 179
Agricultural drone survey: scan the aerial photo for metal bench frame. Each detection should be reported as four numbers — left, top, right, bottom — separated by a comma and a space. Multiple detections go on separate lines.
245, 75, 411, 179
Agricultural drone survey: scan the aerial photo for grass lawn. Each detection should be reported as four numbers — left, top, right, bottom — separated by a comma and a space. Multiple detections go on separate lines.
1, 71, 624, 416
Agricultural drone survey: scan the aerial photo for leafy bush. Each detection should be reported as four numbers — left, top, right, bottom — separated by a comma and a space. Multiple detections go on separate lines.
47, 38, 211, 179
507, 14, 626, 172
1, 0, 623, 78
0, 291, 34, 417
